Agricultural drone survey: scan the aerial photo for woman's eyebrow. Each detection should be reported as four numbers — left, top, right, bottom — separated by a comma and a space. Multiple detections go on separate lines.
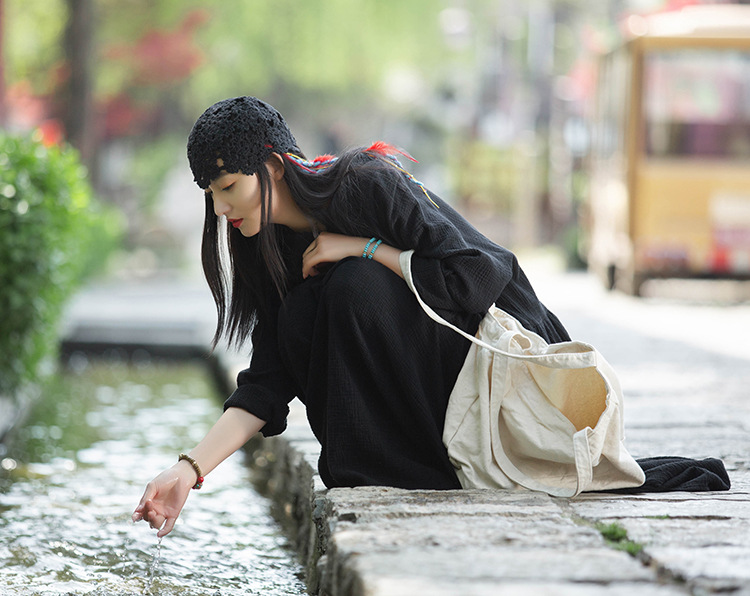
208, 172, 231, 191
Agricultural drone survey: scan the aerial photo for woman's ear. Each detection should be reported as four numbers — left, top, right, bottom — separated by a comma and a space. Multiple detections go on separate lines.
266, 153, 286, 181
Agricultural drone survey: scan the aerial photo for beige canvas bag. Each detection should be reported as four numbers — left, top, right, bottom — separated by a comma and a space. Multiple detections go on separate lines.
400, 250, 645, 497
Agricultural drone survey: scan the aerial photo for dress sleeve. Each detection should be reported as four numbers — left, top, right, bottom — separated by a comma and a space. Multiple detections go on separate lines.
223, 310, 296, 437
349, 165, 519, 317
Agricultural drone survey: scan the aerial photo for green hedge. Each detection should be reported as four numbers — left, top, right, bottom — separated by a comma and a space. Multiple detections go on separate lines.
0, 132, 120, 396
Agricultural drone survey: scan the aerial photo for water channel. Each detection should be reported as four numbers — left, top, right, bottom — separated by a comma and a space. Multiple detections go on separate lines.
0, 354, 307, 595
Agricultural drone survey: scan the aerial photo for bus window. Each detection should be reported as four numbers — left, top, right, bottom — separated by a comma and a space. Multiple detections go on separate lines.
644, 49, 750, 159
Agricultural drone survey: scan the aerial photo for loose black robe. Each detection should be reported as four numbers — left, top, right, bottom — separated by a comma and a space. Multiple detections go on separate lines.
224, 160, 570, 489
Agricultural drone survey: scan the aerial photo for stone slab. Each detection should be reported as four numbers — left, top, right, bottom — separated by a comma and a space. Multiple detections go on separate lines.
623, 426, 750, 462
646, 546, 750, 583
619, 517, 750, 549
342, 547, 656, 584
570, 494, 750, 519
323, 486, 560, 522
60, 280, 216, 352
364, 578, 690, 596
329, 513, 601, 551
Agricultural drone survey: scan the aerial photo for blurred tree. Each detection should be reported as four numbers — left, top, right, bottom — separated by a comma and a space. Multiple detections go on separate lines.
3, 1, 66, 95
2, 0, 624, 252
59, 0, 95, 173
185, 0, 449, 105
3, 0, 475, 156
0, 0, 5, 126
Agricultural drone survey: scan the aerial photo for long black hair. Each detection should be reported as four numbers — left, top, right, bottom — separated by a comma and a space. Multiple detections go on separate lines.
201, 146, 411, 350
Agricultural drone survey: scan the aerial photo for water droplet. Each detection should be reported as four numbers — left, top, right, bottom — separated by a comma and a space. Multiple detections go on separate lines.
145, 535, 163, 594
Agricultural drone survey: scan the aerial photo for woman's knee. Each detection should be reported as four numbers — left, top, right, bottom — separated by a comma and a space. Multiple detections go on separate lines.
321, 257, 411, 321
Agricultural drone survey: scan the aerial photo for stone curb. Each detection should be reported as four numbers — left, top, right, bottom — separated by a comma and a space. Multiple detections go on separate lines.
240, 400, 750, 596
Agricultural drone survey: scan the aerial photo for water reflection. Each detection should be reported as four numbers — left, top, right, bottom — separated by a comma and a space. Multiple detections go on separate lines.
0, 358, 307, 595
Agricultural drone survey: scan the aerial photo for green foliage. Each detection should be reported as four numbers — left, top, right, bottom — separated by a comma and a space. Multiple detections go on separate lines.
183, 0, 469, 115
4, 0, 67, 95
129, 134, 184, 213
0, 133, 122, 396
596, 522, 644, 556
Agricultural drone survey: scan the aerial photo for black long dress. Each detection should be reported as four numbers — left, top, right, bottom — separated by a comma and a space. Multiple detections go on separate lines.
224, 160, 570, 489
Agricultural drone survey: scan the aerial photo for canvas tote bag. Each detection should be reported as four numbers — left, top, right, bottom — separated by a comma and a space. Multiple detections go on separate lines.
400, 250, 645, 497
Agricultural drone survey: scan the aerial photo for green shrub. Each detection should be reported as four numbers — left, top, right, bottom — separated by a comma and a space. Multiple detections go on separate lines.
0, 132, 121, 396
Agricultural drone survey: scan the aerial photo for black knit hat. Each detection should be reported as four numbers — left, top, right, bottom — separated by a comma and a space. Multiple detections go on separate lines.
187, 96, 301, 189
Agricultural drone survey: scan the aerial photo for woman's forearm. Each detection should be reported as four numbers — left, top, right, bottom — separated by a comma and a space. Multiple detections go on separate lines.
369, 243, 404, 279
183, 407, 266, 480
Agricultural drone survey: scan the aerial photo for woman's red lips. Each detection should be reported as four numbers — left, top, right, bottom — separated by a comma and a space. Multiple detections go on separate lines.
228, 218, 243, 228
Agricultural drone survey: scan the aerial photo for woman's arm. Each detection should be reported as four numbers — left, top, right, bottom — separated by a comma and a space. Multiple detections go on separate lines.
302, 232, 403, 279
132, 407, 265, 537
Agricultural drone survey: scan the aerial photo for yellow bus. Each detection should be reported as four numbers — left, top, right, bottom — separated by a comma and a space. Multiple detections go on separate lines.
584, 5, 750, 295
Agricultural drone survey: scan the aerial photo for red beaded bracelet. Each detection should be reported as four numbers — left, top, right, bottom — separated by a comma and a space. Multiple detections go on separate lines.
178, 453, 204, 489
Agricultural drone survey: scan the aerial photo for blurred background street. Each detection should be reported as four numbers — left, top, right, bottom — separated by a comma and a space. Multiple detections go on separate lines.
2, 0, 750, 593
4, 0, 750, 287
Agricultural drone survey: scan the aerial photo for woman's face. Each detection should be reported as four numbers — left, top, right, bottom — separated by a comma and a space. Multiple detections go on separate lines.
207, 162, 264, 237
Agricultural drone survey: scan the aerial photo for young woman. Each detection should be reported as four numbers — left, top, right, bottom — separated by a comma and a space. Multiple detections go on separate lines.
131, 95, 573, 537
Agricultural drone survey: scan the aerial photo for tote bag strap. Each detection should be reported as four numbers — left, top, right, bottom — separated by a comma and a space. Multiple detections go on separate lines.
494, 429, 593, 498
399, 250, 592, 369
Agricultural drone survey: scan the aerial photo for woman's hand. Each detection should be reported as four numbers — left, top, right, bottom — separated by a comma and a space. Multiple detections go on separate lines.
132, 460, 196, 537
130, 408, 266, 538
302, 232, 371, 278
302, 232, 405, 280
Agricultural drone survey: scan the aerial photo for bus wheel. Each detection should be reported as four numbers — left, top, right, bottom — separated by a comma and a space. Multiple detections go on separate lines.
606, 264, 617, 291
617, 267, 646, 297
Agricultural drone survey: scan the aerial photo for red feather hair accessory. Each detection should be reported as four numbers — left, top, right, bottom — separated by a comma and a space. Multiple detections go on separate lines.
365, 141, 418, 163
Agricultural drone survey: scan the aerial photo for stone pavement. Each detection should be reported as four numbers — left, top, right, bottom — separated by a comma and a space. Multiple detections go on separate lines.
245, 268, 750, 596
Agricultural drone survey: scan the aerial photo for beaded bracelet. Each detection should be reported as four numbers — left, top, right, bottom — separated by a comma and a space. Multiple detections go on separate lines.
362, 237, 377, 258
367, 239, 383, 259
178, 453, 204, 490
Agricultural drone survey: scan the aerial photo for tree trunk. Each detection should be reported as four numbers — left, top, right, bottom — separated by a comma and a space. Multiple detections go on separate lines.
62, 0, 96, 177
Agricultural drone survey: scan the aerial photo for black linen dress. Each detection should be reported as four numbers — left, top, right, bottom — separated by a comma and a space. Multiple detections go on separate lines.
224, 159, 571, 490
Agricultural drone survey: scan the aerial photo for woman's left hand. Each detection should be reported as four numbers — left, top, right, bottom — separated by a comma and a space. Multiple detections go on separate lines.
302, 232, 371, 278
132, 462, 196, 537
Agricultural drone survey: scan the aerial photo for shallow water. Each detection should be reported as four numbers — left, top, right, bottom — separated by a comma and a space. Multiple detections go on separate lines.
0, 356, 307, 595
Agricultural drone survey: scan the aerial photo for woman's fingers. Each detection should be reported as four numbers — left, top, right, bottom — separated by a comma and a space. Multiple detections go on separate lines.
147, 508, 166, 531
134, 496, 165, 527
302, 237, 319, 277
302, 237, 322, 278
303, 235, 318, 256
132, 466, 192, 537
132, 485, 156, 522
132, 496, 177, 537
302, 232, 369, 278
158, 516, 177, 538
143, 502, 176, 537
